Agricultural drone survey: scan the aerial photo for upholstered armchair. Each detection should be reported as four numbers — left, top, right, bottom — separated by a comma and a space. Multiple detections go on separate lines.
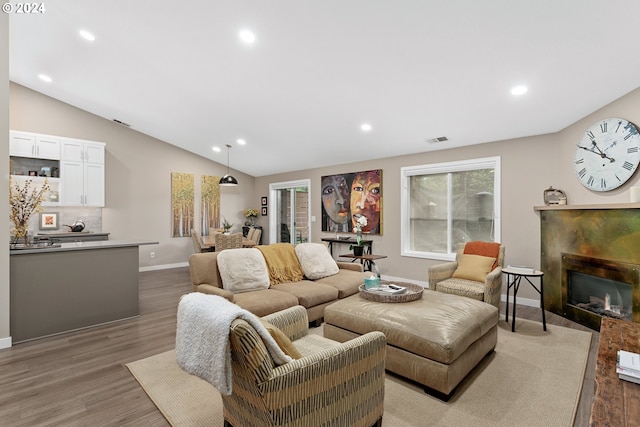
427, 241, 505, 308
223, 305, 386, 427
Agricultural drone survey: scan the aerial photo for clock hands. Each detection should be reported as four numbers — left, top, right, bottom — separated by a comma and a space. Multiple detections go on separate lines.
576, 143, 615, 163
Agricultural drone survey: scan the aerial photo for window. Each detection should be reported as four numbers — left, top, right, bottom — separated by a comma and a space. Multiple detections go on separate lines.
401, 157, 500, 260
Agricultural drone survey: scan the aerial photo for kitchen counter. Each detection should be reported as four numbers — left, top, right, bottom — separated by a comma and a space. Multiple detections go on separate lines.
10, 239, 155, 255
10, 239, 158, 343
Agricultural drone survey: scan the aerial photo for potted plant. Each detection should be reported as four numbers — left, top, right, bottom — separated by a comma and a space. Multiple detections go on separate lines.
222, 218, 233, 234
349, 215, 368, 256
244, 208, 259, 226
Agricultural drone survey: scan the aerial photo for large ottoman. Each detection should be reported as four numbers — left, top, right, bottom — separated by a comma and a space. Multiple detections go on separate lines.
324, 289, 499, 397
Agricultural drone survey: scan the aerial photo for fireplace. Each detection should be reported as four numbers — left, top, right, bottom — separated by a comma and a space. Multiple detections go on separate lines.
539, 206, 640, 330
562, 253, 638, 330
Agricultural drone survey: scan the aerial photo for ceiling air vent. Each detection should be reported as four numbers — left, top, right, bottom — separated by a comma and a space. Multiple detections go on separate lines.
425, 136, 448, 144
113, 119, 131, 127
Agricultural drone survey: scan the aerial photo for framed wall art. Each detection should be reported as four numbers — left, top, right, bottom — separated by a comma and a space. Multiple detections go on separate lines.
321, 169, 382, 234
201, 175, 221, 236
40, 212, 59, 230
171, 172, 195, 237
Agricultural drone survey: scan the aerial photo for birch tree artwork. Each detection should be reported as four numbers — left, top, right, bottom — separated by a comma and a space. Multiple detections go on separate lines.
171, 172, 194, 237
201, 175, 220, 236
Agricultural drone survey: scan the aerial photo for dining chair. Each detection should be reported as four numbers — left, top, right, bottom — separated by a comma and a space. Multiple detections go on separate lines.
191, 229, 203, 254
250, 228, 262, 245
215, 233, 243, 252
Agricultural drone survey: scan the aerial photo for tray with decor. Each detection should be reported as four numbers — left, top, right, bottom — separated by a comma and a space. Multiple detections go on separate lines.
359, 281, 424, 303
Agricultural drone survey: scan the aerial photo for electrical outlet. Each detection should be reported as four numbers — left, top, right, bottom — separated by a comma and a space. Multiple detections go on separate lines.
150, 252, 155, 259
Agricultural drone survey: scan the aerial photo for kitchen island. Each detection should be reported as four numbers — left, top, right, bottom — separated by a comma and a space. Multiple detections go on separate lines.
10, 240, 157, 343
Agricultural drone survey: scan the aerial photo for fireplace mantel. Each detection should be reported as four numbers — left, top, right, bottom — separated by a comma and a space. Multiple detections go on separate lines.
535, 203, 640, 211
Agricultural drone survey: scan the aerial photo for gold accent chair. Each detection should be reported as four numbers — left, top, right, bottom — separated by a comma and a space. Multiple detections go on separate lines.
427, 242, 505, 308
215, 233, 243, 252
223, 306, 386, 427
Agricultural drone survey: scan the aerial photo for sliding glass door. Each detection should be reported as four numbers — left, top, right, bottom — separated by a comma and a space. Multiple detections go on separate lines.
269, 179, 310, 244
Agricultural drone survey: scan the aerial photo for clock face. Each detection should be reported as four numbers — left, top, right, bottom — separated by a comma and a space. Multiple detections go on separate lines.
573, 118, 640, 191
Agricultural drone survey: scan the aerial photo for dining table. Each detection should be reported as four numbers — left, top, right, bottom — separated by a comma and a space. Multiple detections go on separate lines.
199, 234, 257, 252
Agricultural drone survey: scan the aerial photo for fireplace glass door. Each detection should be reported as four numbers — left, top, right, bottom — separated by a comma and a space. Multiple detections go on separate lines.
562, 253, 639, 330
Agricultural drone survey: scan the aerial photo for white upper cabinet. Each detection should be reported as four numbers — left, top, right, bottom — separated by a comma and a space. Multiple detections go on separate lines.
10, 131, 61, 160
60, 138, 106, 207
61, 138, 105, 164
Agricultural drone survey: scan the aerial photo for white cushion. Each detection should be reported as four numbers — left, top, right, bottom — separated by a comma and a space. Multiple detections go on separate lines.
295, 243, 339, 280
217, 248, 270, 293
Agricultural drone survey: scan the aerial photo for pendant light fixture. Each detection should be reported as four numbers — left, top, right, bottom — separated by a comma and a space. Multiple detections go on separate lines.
219, 144, 239, 186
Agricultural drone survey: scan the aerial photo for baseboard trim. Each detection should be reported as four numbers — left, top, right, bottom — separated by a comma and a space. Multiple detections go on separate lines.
139, 262, 188, 272
0, 336, 12, 349
501, 294, 539, 308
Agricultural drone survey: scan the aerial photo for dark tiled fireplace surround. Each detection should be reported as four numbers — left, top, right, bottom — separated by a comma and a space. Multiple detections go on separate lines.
539, 205, 640, 331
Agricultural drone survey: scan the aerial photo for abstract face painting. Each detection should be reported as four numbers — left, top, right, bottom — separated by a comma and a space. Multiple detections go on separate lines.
321, 169, 382, 234
350, 170, 381, 234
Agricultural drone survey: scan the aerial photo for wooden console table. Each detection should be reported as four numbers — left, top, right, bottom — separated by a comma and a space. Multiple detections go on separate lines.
590, 318, 640, 426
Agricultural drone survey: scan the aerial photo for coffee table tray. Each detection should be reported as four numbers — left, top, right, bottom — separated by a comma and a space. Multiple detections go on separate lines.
359, 281, 424, 303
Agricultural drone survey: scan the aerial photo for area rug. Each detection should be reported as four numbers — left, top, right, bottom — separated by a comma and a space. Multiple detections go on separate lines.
126, 318, 591, 427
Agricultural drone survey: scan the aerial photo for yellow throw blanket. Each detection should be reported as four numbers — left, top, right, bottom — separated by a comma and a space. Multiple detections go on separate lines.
257, 243, 304, 285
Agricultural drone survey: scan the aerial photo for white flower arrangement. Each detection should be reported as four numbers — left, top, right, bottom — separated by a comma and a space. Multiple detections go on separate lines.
352, 215, 368, 246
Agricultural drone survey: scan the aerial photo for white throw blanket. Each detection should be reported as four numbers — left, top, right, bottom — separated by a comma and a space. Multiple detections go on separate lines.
175, 293, 293, 395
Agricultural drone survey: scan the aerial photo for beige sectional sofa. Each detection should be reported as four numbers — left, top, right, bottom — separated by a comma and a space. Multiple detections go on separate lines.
188, 243, 371, 324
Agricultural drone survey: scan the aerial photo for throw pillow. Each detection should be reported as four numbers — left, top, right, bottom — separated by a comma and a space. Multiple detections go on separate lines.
452, 254, 496, 282
260, 320, 303, 359
463, 241, 501, 270
295, 243, 340, 280
217, 248, 270, 293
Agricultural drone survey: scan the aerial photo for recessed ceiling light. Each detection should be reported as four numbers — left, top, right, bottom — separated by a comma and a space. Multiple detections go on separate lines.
360, 123, 372, 132
38, 74, 52, 83
212, 146, 221, 152
511, 85, 528, 96
79, 30, 95, 42
239, 29, 256, 44
236, 138, 246, 145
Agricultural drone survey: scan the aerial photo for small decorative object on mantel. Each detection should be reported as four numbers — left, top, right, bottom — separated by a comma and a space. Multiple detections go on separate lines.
543, 186, 567, 205
10, 177, 50, 248
349, 215, 368, 256
244, 208, 258, 226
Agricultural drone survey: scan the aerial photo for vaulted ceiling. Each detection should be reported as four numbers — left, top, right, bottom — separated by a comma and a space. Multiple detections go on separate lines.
9, 1, 640, 176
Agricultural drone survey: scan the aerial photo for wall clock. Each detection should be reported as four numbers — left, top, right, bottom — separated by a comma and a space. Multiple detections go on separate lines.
573, 117, 640, 191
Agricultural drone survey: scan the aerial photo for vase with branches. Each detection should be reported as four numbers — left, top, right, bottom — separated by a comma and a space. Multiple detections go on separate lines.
10, 177, 49, 248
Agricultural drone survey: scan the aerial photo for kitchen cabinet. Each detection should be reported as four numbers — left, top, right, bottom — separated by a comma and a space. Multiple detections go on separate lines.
60, 139, 105, 207
10, 131, 60, 160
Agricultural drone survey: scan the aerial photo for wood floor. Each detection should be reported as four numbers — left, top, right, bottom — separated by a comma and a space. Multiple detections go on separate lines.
0, 267, 599, 426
